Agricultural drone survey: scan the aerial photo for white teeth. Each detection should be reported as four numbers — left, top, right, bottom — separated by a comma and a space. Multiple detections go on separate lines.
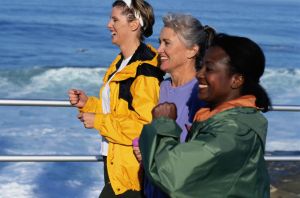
199, 84, 208, 88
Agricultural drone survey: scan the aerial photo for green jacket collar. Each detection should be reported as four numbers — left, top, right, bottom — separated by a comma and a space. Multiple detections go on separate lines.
193, 107, 267, 149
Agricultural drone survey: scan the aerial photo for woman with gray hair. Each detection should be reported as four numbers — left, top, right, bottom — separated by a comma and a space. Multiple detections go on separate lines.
133, 13, 215, 198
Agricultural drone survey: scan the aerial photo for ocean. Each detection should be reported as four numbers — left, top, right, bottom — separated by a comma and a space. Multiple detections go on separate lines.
0, 0, 299, 197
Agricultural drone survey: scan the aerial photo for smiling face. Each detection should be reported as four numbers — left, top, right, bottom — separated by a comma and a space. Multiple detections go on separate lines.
107, 6, 132, 46
157, 27, 193, 73
197, 46, 243, 108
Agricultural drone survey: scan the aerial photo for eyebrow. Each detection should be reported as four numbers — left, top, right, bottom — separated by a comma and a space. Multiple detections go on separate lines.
161, 38, 170, 43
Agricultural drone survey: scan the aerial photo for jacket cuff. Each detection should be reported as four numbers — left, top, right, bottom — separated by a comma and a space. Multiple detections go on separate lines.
152, 117, 182, 138
93, 113, 104, 132
80, 96, 97, 112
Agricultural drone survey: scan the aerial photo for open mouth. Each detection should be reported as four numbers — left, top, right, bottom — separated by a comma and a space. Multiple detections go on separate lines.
159, 55, 168, 62
199, 84, 208, 89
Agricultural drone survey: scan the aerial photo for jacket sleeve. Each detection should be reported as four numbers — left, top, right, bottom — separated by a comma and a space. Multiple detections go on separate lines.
139, 117, 250, 196
80, 96, 103, 113
93, 75, 160, 145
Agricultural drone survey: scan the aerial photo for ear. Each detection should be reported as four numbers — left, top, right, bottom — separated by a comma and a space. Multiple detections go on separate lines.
130, 19, 140, 31
231, 74, 244, 89
187, 45, 200, 59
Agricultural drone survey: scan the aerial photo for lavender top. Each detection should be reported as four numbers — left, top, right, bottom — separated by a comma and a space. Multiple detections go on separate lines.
159, 77, 205, 142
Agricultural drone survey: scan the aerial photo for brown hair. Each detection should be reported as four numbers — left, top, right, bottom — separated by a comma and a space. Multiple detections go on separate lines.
112, 0, 155, 40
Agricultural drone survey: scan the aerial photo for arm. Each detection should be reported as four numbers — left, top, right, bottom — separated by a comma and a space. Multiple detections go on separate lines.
139, 117, 252, 196
68, 89, 102, 113
80, 96, 103, 113
94, 75, 160, 145
139, 118, 214, 194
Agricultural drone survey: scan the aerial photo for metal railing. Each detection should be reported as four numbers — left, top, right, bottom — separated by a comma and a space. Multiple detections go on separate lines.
1, 99, 300, 162
0, 155, 299, 162
0, 155, 102, 162
1, 99, 300, 111
0, 99, 71, 107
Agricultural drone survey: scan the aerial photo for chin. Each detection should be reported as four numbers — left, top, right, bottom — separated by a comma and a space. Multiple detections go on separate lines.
160, 64, 172, 73
110, 38, 118, 45
198, 94, 208, 102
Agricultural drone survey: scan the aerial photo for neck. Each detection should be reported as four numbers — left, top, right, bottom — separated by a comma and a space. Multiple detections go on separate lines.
170, 62, 196, 87
209, 92, 243, 110
119, 38, 141, 59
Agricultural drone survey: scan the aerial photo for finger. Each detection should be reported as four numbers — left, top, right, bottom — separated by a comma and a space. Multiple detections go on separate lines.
68, 89, 80, 97
77, 113, 84, 122
136, 154, 142, 162
70, 99, 78, 105
185, 124, 191, 132
74, 89, 84, 96
68, 89, 75, 94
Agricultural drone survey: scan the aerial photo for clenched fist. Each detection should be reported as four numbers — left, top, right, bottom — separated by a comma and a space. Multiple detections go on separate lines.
152, 102, 177, 120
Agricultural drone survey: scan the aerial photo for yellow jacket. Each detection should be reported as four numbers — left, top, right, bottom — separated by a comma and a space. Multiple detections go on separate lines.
81, 43, 164, 194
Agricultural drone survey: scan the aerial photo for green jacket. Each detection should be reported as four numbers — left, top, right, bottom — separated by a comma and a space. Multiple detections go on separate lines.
140, 107, 270, 198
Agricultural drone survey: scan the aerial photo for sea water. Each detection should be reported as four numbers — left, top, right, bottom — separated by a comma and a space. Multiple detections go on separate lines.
0, 0, 299, 197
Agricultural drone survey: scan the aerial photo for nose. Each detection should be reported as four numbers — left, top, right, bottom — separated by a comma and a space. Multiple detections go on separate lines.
107, 19, 112, 29
157, 43, 164, 53
196, 66, 205, 80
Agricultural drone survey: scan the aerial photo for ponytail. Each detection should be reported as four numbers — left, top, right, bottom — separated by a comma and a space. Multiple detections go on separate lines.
242, 82, 272, 112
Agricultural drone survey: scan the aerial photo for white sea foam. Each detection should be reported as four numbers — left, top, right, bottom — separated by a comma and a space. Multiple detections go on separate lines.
0, 163, 42, 198
2, 67, 106, 99
262, 68, 300, 104
266, 140, 300, 151
1, 67, 300, 103
0, 182, 36, 198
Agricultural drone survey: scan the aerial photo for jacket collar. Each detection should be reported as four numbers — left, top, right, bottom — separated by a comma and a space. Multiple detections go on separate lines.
194, 95, 257, 122
103, 43, 158, 82
120, 42, 156, 67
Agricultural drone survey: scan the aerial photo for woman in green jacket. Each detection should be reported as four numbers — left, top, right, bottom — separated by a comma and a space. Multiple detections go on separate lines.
139, 34, 271, 198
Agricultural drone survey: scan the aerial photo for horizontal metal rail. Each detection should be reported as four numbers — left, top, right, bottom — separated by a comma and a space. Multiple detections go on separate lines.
1, 99, 300, 111
270, 105, 300, 112
265, 156, 300, 161
0, 99, 299, 163
0, 155, 299, 162
0, 99, 71, 107
0, 155, 103, 162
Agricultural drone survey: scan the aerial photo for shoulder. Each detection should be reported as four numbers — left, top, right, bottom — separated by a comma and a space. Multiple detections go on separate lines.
133, 43, 157, 62
160, 78, 171, 87
136, 63, 164, 81
201, 107, 267, 136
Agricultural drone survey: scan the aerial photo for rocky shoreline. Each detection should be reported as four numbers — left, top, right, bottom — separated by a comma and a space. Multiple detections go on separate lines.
268, 161, 300, 198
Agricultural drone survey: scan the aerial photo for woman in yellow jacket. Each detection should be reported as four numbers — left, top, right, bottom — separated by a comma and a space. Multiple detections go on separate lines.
68, 0, 164, 197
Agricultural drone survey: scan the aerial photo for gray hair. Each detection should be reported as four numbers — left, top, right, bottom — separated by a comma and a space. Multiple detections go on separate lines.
163, 13, 215, 60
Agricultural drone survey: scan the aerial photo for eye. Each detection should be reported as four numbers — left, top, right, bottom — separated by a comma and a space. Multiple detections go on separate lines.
111, 17, 118, 23
205, 62, 215, 72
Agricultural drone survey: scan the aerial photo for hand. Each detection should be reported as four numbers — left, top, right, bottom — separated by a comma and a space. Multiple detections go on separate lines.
152, 102, 177, 120
185, 124, 191, 133
132, 138, 142, 162
77, 112, 95, 128
68, 89, 88, 108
